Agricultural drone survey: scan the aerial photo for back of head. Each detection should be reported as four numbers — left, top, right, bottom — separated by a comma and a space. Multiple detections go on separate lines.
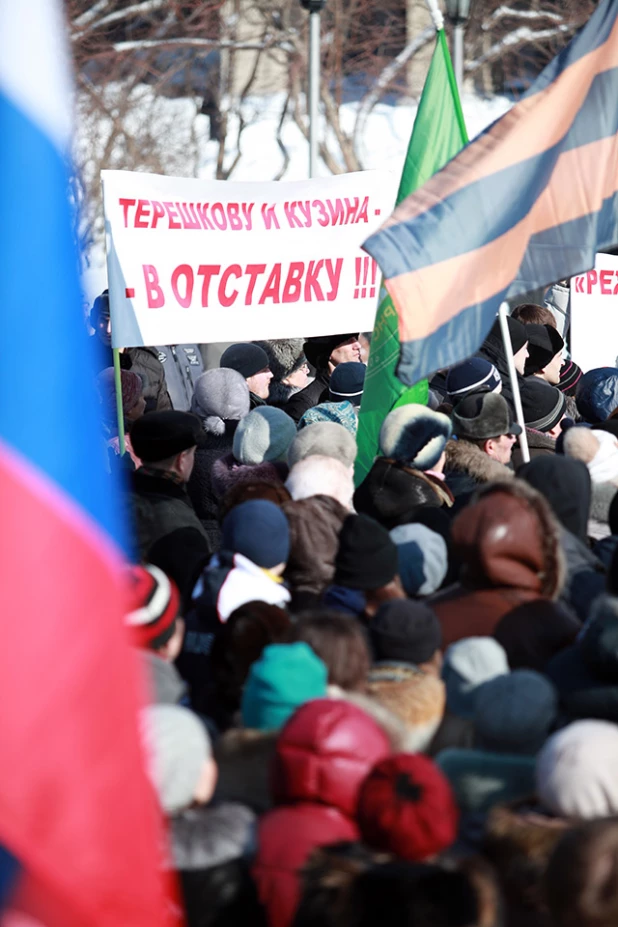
125, 563, 181, 652
191, 368, 250, 435
131, 410, 205, 464
299, 400, 358, 435
218, 478, 291, 523
273, 698, 391, 816
220, 342, 269, 379
517, 455, 591, 540
474, 669, 557, 755
221, 499, 290, 568
379, 404, 451, 470
520, 379, 566, 433
545, 818, 618, 927
285, 455, 354, 509
241, 642, 327, 731
577, 368, 618, 424
141, 704, 211, 815
511, 303, 557, 327
481, 315, 529, 363
389, 523, 448, 596
329, 362, 366, 407
288, 421, 357, 468
334, 514, 399, 591
370, 600, 442, 666
291, 611, 371, 692
442, 637, 509, 719
445, 358, 502, 404
232, 405, 296, 465
493, 599, 579, 672
523, 324, 564, 377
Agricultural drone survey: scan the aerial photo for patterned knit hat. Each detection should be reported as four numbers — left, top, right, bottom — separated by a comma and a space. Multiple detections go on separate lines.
125, 564, 181, 650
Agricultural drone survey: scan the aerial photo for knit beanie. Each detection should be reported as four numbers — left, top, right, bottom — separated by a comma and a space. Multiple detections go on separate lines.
97, 367, 142, 420
191, 368, 250, 435
221, 499, 290, 568
442, 638, 509, 719
253, 339, 305, 381
379, 405, 452, 470
241, 642, 328, 730
524, 324, 564, 376
559, 359, 583, 396
141, 704, 211, 814
446, 358, 502, 402
285, 455, 354, 509
358, 754, 459, 861
232, 406, 297, 465
505, 315, 529, 354
329, 362, 366, 406
521, 379, 566, 432
389, 523, 448, 596
304, 334, 358, 370
125, 564, 181, 650
334, 514, 399, 590
288, 421, 357, 468
474, 669, 557, 755
370, 600, 442, 665
299, 401, 358, 435
536, 720, 618, 819
220, 343, 270, 379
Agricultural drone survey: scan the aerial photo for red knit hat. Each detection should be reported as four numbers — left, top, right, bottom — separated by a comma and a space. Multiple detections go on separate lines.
357, 754, 459, 861
125, 565, 181, 650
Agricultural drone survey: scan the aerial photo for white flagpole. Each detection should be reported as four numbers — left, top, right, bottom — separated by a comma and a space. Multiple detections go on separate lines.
498, 302, 530, 463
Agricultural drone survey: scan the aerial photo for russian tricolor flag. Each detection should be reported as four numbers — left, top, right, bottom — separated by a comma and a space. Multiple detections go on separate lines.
0, 3, 177, 925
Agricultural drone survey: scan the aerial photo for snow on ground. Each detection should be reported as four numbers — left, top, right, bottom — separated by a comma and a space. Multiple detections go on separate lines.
80, 89, 512, 303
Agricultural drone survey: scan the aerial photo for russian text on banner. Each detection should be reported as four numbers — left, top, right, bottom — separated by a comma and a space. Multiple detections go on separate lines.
363, 0, 618, 388
0, 2, 177, 925
354, 27, 468, 485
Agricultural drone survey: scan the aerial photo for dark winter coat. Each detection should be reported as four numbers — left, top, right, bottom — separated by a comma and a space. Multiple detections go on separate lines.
558, 527, 606, 621
283, 372, 330, 423
188, 421, 240, 550
429, 480, 566, 649
511, 429, 556, 470
130, 468, 210, 562
444, 438, 514, 509
354, 457, 454, 530
211, 454, 288, 501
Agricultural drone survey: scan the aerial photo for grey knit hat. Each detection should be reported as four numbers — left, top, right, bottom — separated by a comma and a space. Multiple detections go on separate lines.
442, 637, 509, 719
288, 421, 357, 468
141, 705, 211, 814
191, 368, 250, 435
474, 669, 557, 755
233, 406, 297, 465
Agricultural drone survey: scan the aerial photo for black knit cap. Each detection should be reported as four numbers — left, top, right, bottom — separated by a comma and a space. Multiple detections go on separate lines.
304, 334, 358, 370
334, 514, 399, 590
558, 359, 583, 396
524, 324, 564, 376
220, 343, 270, 379
131, 410, 206, 462
520, 379, 566, 432
505, 316, 529, 354
370, 600, 442, 665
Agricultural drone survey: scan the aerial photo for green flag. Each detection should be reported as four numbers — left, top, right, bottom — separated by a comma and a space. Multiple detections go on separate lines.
355, 29, 468, 486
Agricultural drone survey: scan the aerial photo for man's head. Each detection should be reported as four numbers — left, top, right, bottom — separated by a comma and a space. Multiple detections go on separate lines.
91, 289, 112, 346
452, 392, 522, 465
131, 410, 205, 482
524, 324, 565, 384
445, 357, 502, 404
521, 379, 567, 438
220, 343, 273, 399
511, 302, 557, 328
125, 564, 185, 662
304, 333, 361, 373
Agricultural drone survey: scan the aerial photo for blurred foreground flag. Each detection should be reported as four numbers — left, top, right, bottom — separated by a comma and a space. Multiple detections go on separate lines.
0, 3, 177, 926
364, 0, 618, 387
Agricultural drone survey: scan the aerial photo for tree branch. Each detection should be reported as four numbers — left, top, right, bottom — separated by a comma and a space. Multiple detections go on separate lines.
466, 23, 575, 72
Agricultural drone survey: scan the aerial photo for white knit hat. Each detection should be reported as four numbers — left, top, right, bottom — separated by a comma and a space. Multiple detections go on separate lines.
141, 705, 211, 814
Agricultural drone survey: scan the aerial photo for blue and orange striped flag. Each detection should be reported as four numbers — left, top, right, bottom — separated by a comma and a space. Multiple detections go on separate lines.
364, 0, 618, 387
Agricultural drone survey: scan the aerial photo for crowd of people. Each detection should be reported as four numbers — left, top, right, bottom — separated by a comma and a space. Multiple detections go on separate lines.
93, 285, 618, 927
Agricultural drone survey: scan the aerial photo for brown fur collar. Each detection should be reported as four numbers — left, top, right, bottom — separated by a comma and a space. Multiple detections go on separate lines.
445, 439, 514, 484
381, 458, 454, 507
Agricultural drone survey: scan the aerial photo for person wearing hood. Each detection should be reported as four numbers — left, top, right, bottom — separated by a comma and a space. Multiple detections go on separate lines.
187, 368, 250, 549
283, 333, 362, 422
253, 339, 310, 407
576, 367, 618, 424
511, 380, 567, 468
518, 456, 606, 622
354, 404, 454, 529
477, 315, 529, 412
220, 342, 273, 409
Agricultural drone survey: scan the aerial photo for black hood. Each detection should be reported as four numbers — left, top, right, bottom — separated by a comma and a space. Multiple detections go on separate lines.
517, 455, 591, 541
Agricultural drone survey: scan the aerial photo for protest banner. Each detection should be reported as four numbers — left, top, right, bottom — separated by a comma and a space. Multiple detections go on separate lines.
102, 170, 397, 348
570, 253, 618, 371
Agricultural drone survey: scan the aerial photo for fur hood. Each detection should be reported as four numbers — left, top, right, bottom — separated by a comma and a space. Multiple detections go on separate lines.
354, 456, 453, 529
327, 684, 436, 754
283, 495, 348, 595
169, 802, 256, 871
361, 665, 445, 752
211, 452, 288, 499
445, 438, 514, 485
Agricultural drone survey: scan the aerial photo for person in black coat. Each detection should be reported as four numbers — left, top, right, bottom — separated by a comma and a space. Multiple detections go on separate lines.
284, 334, 362, 422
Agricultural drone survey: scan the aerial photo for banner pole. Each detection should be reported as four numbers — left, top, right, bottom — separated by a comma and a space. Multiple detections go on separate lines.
113, 348, 126, 456
498, 302, 530, 463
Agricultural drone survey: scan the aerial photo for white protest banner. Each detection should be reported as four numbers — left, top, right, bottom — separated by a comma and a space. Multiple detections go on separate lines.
570, 253, 618, 371
102, 169, 397, 348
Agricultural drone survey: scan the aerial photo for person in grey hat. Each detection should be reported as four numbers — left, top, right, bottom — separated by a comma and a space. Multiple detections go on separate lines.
444, 392, 522, 503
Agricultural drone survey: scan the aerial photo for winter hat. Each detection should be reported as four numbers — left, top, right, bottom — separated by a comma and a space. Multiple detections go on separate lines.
288, 421, 357, 468
125, 564, 181, 650
334, 514, 399, 590
232, 406, 297, 465
474, 669, 558, 755
241, 642, 328, 730
579, 595, 618, 682
304, 333, 358, 370
446, 358, 501, 402
358, 754, 459, 861
285, 455, 354, 509
253, 339, 305, 381
191, 368, 250, 435
97, 367, 142, 420
221, 499, 290, 568
442, 638, 509, 719
452, 392, 522, 441
141, 704, 211, 814
559, 359, 583, 396
505, 315, 529, 354
370, 600, 442, 665
131, 410, 206, 463
577, 368, 618, 423
379, 405, 452, 470
517, 456, 591, 541
220, 343, 270, 379
524, 324, 564, 376
563, 426, 618, 484
536, 720, 618, 819
329, 362, 366, 406
299, 401, 358, 435
389, 523, 448, 596
520, 379, 566, 432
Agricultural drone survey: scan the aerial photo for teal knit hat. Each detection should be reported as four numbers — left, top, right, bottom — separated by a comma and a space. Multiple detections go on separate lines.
241, 642, 328, 731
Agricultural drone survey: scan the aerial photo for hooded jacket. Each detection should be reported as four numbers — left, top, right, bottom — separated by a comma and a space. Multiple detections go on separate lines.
282, 495, 349, 608
354, 457, 453, 529
252, 699, 391, 927
429, 480, 565, 648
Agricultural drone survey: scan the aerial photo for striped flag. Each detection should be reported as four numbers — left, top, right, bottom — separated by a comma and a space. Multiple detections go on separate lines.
364, 0, 618, 387
0, 3, 177, 925
354, 28, 467, 485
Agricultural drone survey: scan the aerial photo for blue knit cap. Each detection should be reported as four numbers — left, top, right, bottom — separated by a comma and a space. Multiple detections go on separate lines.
221, 499, 290, 568
299, 400, 358, 436
241, 642, 328, 730
446, 358, 501, 402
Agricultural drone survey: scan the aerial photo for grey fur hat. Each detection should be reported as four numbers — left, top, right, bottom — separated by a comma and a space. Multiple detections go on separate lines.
141, 704, 211, 814
452, 392, 522, 441
288, 422, 357, 469
191, 368, 250, 436
253, 339, 306, 381
379, 404, 452, 470
233, 406, 297, 465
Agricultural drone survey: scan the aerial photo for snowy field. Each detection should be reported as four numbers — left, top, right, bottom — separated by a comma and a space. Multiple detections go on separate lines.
80, 89, 512, 303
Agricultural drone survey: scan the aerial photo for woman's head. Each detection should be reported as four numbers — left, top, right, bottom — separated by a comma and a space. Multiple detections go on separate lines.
291, 611, 371, 692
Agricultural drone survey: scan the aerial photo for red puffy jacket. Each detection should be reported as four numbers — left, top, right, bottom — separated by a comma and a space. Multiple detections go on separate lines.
252, 698, 391, 927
